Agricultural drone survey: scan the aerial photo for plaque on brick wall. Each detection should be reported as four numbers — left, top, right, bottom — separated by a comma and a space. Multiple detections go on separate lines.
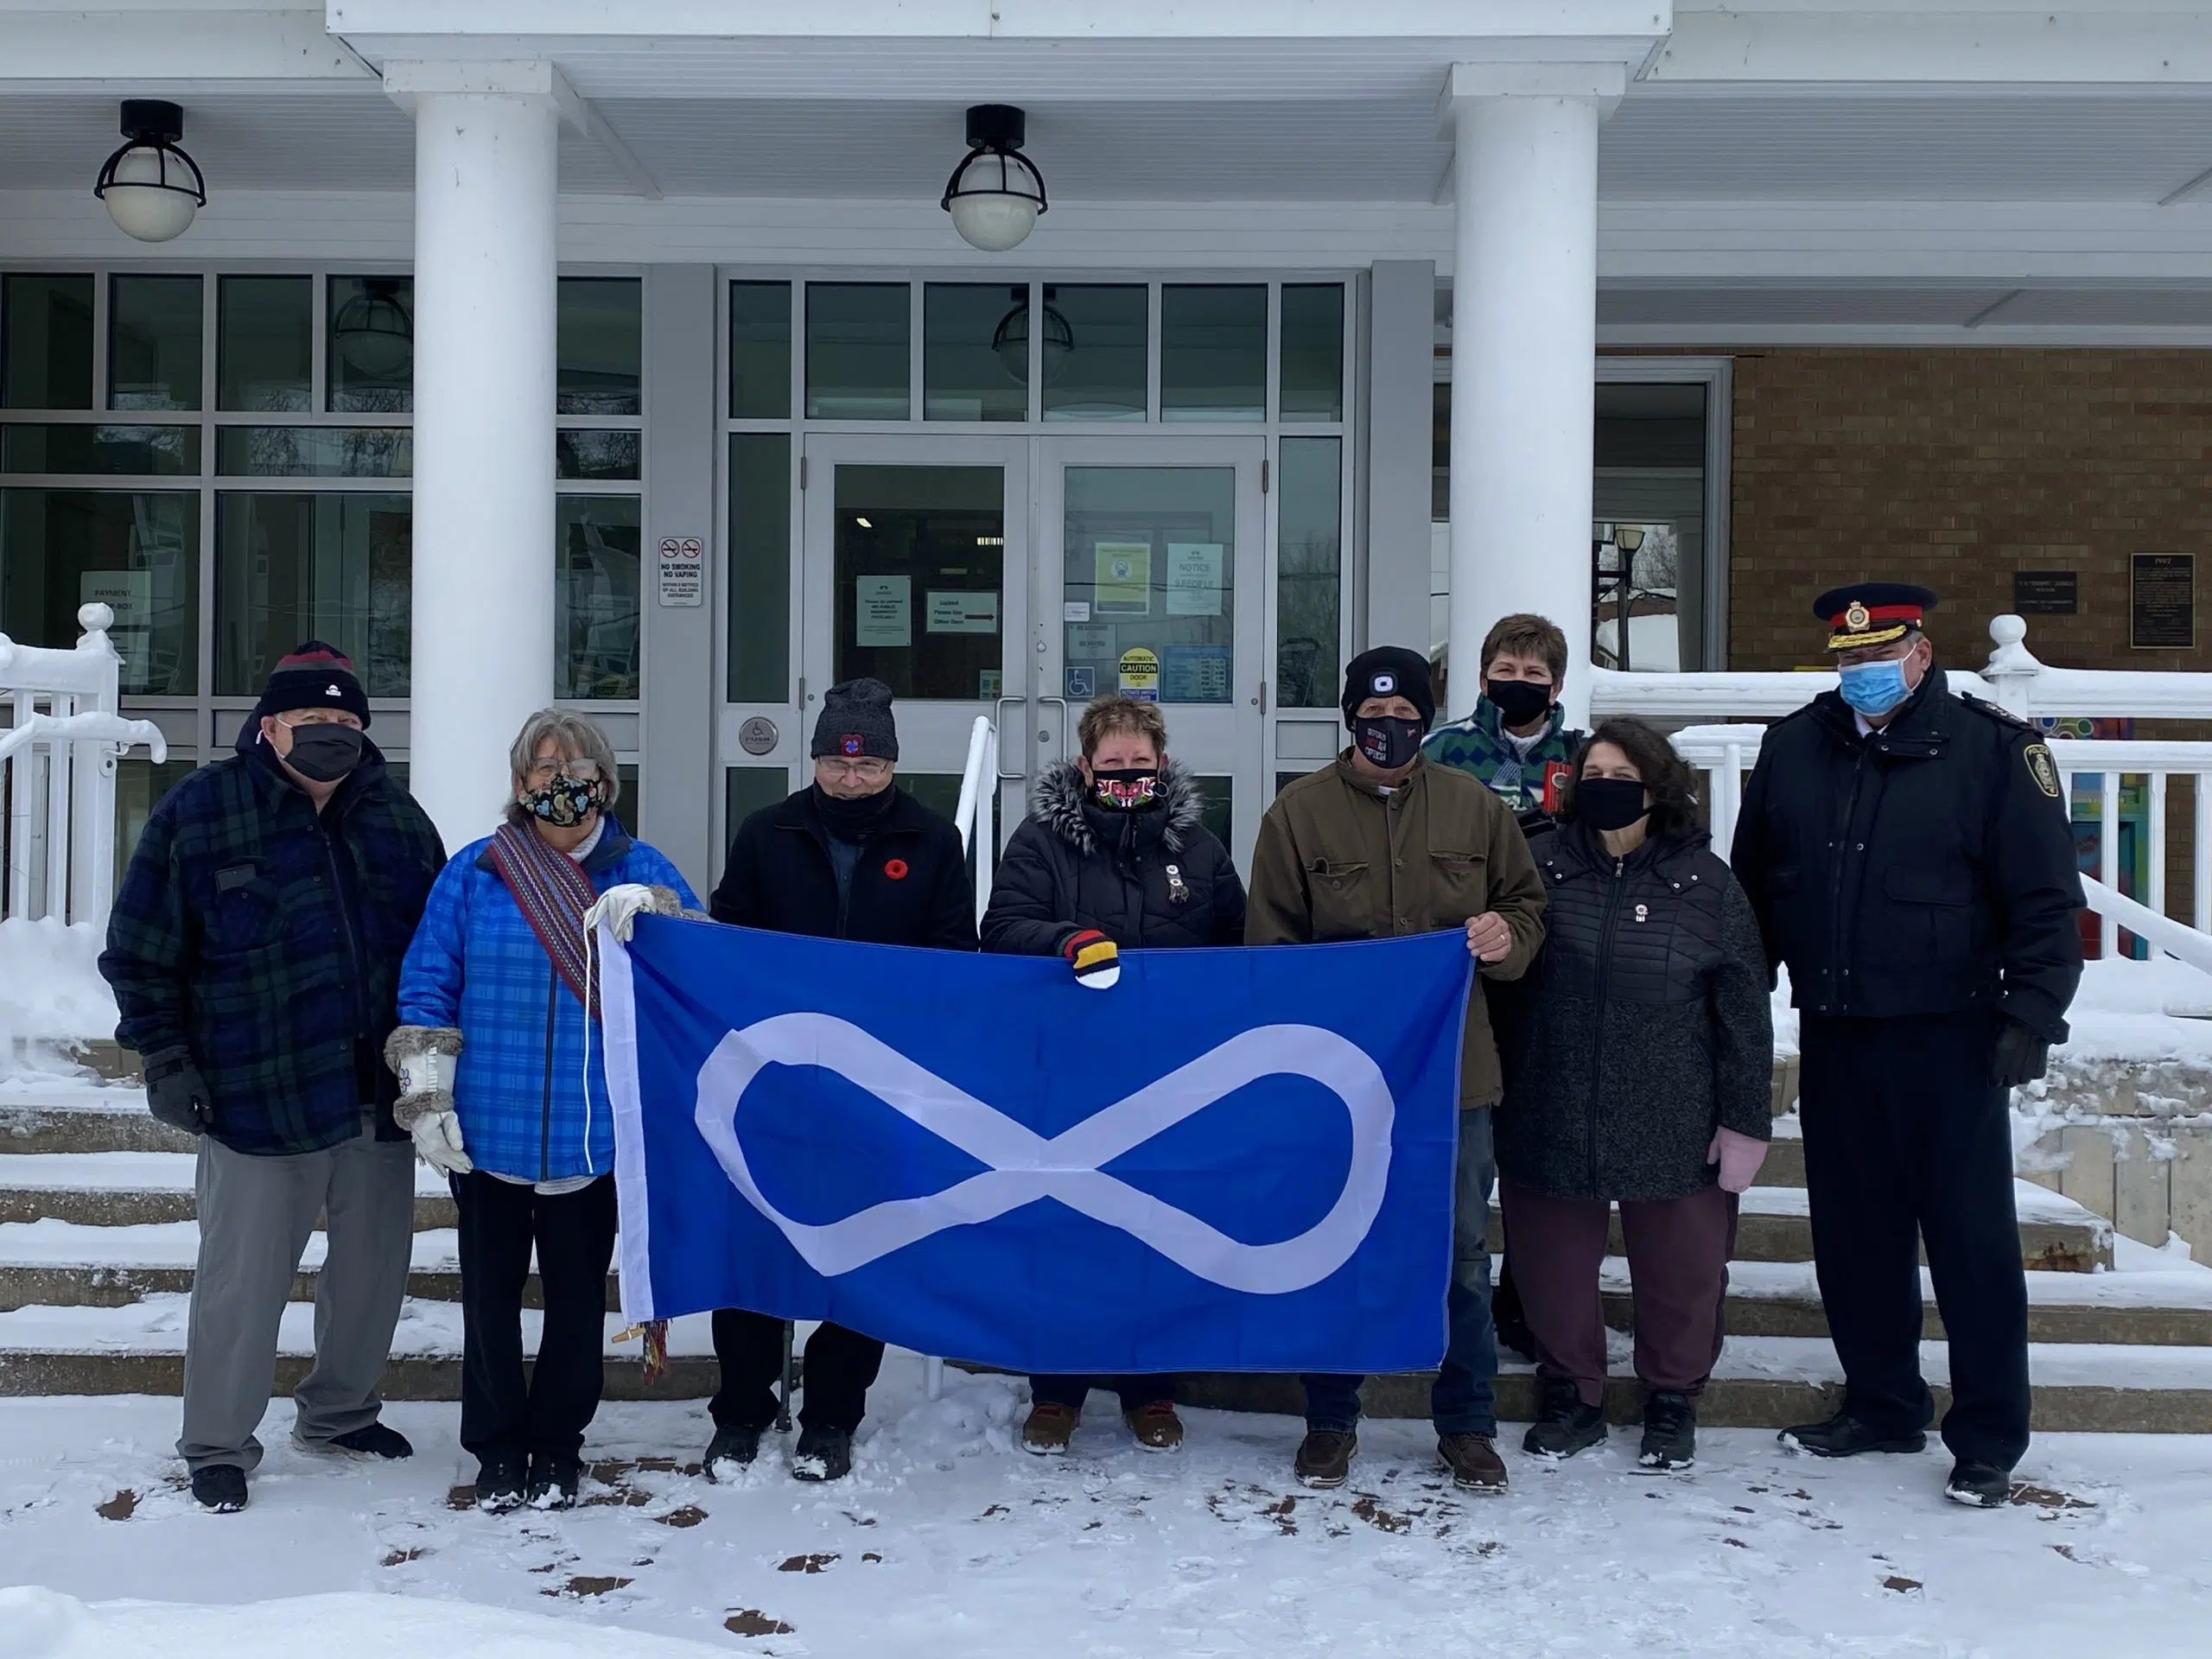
2013, 570, 2077, 615
2132, 554, 2195, 649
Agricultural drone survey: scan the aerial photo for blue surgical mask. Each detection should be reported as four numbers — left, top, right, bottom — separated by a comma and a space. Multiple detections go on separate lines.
1837, 656, 1912, 717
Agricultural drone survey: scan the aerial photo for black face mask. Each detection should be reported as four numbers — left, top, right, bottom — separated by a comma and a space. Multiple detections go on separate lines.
1484, 678, 1555, 730
1089, 768, 1162, 812
280, 723, 365, 784
1353, 715, 1427, 772
813, 780, 896, 838
1575, 777, 1650, 833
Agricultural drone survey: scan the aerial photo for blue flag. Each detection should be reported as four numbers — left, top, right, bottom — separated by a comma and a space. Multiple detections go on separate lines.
601, 918, 1471, 1375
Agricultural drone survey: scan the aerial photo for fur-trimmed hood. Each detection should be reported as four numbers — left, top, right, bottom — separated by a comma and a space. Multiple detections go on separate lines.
1028, 758, 1204, 858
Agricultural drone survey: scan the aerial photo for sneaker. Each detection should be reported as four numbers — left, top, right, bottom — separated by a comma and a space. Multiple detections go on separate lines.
189, 1464, 247, 1514
1125, 1402, 1184, 1452
526, 1452, 582, 1510
1522, 1378, 1608, 1460
1638, 1390, 1697, 1473
475, 1453, 527, 1514
1438, 1433, 1509, 1493
791, 1426, 853, 1483
703, 1424, 763, 1482
1945, 1459, 2012, 1509
1020, 1402, 1079, 1457
1778, 1412, 1928, 1459
1293, 1428, 1357, 1489
310, 1421, 414, 1460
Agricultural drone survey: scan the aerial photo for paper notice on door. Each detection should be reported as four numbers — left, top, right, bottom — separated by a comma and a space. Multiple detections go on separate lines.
1094, 542, 1152, 614
1165, 542, 1224, 617
1062, 600, 1091, 623
925, 589, 1000, 634
855, 575, 912, 647
1065, 622, 1115, 661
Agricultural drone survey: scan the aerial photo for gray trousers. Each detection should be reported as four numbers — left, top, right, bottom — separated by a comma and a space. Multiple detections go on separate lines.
178, 1115, 416, 1472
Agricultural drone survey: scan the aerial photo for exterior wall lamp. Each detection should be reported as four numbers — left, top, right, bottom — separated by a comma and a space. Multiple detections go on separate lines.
941, 105, 1049, 252
992, 285, 1075, 384
333, 278, 414, 379
93, 99, 207, 243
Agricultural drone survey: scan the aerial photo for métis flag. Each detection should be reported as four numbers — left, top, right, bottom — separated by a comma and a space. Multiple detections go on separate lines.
599, 918, 1472, 1376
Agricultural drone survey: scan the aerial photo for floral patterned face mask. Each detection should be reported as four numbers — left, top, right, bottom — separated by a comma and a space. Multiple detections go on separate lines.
1089, 768, 1162, 811
522, 772, 599, 828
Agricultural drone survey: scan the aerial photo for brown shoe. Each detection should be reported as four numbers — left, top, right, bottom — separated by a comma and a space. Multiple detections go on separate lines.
1125, 1402, 1184, 1452
1294, 1428, 1357, 1489
1021, 1402, 1078, 1456
1439, 1433, 1509, 1494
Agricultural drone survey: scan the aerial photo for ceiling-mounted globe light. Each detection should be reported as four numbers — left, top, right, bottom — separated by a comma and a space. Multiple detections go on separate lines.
93, 100, 207, 244
941, 105, 1048, 253
991, 286, 1075, 385
333, 278, 414, 380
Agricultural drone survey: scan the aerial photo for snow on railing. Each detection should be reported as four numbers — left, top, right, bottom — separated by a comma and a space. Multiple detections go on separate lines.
0, 603, 168, 931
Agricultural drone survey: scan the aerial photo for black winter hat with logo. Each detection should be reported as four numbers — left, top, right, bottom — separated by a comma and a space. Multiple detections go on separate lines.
812, 677, 900, 761
1340, 646, 1436, 729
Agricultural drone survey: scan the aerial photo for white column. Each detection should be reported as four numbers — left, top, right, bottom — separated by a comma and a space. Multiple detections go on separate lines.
390, 61, 561, 851
1444, 64, 1620, 730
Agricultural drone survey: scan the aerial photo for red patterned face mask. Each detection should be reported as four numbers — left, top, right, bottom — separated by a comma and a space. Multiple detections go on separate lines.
1089, 768, 1162, 811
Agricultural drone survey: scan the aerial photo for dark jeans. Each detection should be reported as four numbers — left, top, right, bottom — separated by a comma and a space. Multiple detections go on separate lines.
451, 1170, 618, 1464
1800, 1010, 2031, 1470
1029, 1374, 1179, 1413
1304, 1106, 1497, 1438
712, 1311, 884, 1434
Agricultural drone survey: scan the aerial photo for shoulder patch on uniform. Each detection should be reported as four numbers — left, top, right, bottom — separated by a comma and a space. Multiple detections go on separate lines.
1960, 692, 2037, 731
2024, 741, 2063, 799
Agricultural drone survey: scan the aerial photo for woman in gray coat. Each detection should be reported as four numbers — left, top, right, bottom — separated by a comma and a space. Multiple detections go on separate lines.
1493, 717, 1772, 1472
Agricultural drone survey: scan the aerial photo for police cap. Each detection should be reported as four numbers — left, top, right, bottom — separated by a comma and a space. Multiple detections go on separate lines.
1813, 582, 1938, 652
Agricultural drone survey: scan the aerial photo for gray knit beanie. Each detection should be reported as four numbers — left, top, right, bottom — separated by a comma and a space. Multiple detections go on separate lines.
812, 677, 899, 761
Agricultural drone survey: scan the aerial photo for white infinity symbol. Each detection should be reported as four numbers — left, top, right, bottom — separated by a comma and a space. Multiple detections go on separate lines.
691, 1013, 1395, 1295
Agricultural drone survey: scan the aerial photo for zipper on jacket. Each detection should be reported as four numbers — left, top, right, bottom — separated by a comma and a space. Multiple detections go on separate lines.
1829, 744, 1872, 1014
539, 965, 558, 1183
1585, 855, 1630, 1196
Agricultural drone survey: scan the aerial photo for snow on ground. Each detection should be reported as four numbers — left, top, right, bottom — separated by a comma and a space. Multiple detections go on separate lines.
6, 1361, 2212, 1659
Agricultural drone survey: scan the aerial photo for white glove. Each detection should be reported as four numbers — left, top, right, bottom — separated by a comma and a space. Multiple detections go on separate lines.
410, 1108, 474, 1176
585, 882, 684, 944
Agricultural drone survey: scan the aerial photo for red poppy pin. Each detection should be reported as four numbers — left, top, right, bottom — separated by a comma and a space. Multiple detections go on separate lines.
884, 858, 909, 880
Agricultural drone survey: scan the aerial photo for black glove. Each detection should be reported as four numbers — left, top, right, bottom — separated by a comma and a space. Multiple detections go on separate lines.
1990, 1018, 2050, 1089
142, 1048, 214, 1135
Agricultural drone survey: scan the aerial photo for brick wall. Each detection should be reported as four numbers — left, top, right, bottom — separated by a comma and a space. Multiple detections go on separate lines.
1728, 348, 2212, 672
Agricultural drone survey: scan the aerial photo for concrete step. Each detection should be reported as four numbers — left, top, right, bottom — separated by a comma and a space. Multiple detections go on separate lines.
2, 1096, 188, 1156
0, 1153, 455, 1230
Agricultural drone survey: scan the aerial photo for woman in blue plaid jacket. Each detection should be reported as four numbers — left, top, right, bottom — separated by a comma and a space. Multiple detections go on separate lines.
391, 709, 699, 1513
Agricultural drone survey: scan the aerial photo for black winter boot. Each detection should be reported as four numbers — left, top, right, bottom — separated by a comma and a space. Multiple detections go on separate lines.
704, 1424, 763, 1481
1945, 1460, 2012, 1509
1637, 1390, 1697, 1472
526, 1452, 582, 1510
475, 1453, 527, 1514
791, 1425, 853, 1482
1779, 1412, 1927, 1459
1522, 1377, 1608, 1460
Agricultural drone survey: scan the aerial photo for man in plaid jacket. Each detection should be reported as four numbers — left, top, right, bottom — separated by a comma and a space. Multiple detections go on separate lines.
101, 643, 445, 1515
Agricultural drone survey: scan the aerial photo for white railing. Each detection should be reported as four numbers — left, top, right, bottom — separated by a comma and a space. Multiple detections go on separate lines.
0, 602, 168, 931
950, 714, 1001, 934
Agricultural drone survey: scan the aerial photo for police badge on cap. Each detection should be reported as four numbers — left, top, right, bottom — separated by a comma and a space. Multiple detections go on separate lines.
1813, 583, 1938, 652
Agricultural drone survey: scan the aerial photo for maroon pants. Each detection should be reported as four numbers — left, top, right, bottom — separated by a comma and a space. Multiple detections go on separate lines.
1498, 1179, 1738, 1407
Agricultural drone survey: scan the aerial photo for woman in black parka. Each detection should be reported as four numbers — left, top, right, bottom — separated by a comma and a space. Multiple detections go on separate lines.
1493, 717, 1772, 1473
982, 694, 1246, 1458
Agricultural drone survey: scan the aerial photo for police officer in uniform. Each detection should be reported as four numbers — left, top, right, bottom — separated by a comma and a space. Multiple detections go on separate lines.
1731, 584, 2082, 1509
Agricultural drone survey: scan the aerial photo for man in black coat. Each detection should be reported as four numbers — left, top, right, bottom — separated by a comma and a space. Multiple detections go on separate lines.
703, 678, 977, 1483
1731, 584, 2083, 1510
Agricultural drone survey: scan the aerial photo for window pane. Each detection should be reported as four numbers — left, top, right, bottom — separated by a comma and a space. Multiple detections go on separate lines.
1280, 283, 1344, 422
3, 425, 198, 477
900, 772, 965, 823
1277, 437, 1342, 709
110, 276, 202, 411
835, 464, 1001, 699
216, 427, 410, 478
1160, 285, 1264, 423
214, 492, 410, 696
218, 276, 311, 412
1191, 775, 1233, 847
327, 276, 414, 413
0, 488, 198, 693
806, 283, 909, 420
728, 433, 790, 703
556, 430, 640, 480
558, 277, 640, 416
725, 765, 791, 839
729, 281, 791, 419
924, 283, 1027, 423
1044, 284, 1146, 422
115, 756, 197, 894
3, 275, 93, 409
1062, 466, 1234, 705
557, 494, 641, 700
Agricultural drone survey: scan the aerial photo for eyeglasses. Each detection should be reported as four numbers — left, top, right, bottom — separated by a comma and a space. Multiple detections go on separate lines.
278, 709, 363, 732
817, 758, 892, 784
525, 757, 602, 782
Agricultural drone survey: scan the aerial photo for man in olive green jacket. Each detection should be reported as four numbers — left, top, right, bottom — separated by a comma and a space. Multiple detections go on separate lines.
1247, 645, 1546, 1497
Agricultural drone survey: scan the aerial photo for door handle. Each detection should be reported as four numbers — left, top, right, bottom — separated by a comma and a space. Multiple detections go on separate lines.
993, 695, 1026, 781
1037, 695, 1071, 756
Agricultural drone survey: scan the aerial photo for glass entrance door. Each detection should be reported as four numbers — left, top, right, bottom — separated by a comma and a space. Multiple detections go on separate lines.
798, 435, 1031, 825
1035, 436, 1266, 861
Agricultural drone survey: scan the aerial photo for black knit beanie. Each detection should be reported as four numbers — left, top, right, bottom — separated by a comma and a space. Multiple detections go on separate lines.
1341, 646, 1436, 729
253, 641, 370, 728
813, 677, 899, 761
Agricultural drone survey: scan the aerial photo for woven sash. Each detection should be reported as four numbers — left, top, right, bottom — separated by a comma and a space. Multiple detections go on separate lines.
489, 822, 601, 1020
